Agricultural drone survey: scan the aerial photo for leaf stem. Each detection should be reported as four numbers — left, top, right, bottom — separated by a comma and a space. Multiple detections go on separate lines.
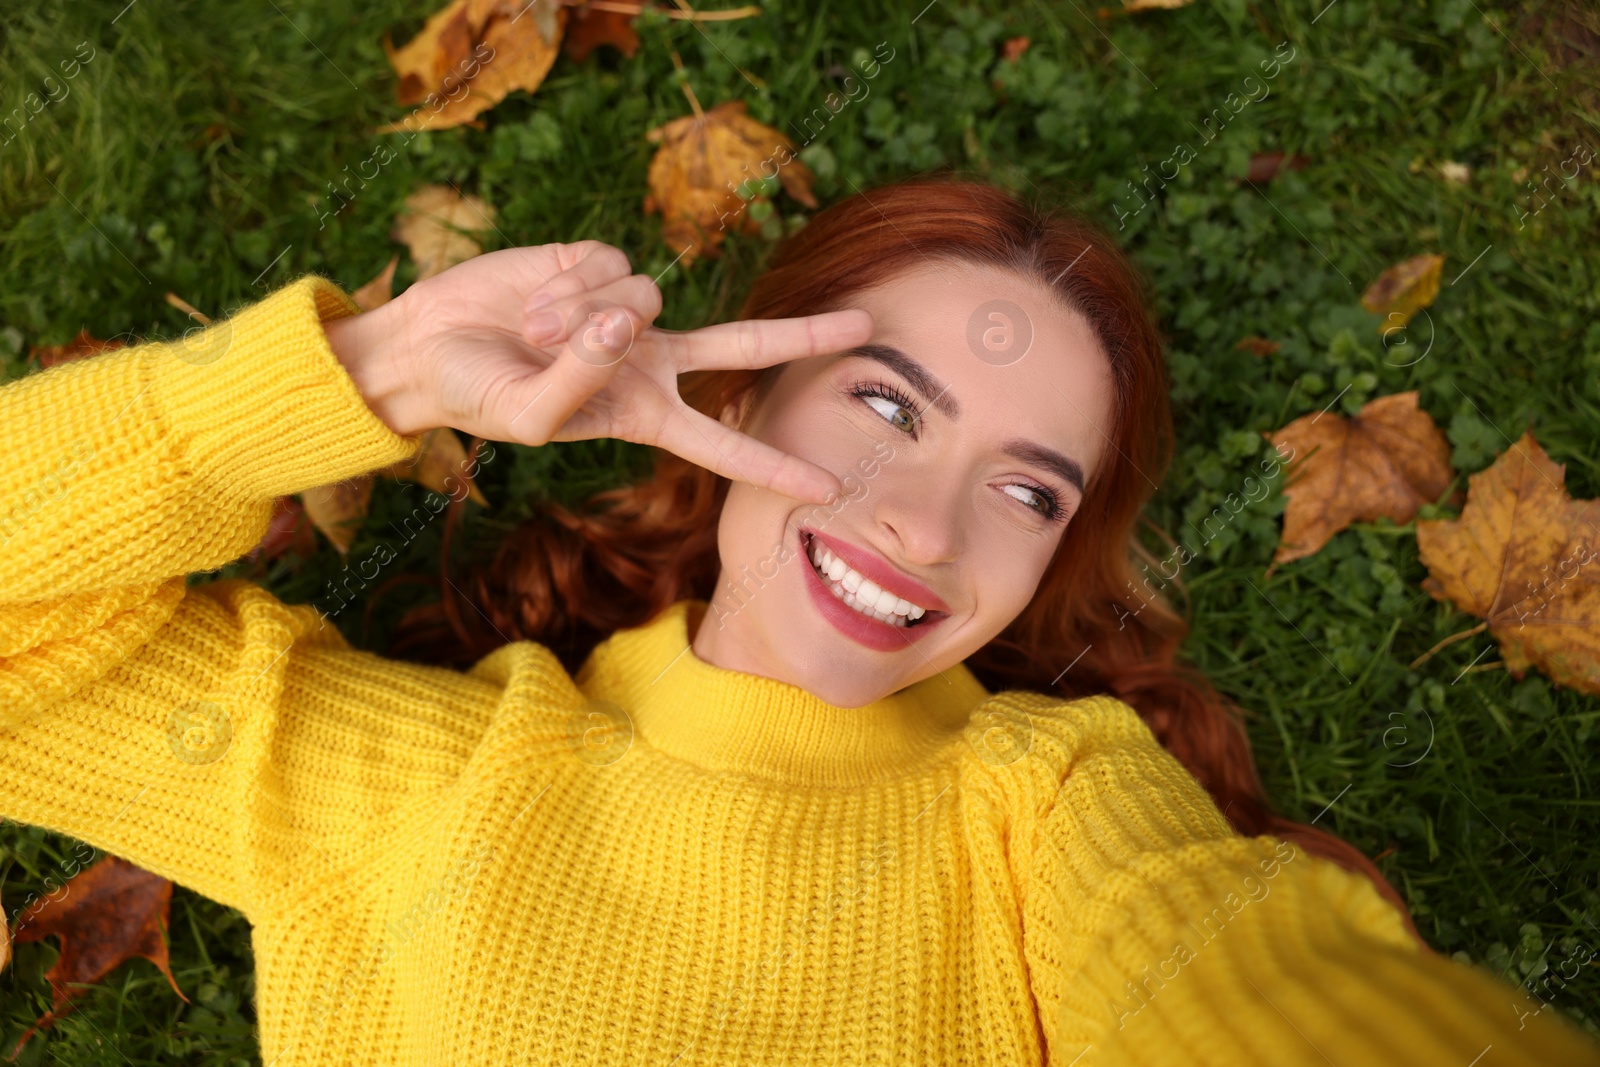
1408, 621, 1487, 669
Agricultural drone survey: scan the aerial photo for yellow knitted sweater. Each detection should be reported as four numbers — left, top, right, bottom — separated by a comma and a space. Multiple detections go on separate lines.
2, 276, 1597, 1067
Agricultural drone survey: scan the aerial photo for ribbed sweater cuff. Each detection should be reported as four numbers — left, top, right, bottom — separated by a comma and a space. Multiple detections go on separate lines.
152, 274, 422, 501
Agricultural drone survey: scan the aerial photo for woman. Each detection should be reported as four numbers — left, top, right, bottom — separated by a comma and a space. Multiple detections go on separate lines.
1, 176, 1595, 1066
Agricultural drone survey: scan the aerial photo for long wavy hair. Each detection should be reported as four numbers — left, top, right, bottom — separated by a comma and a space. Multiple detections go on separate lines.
388, 173, 1422, 943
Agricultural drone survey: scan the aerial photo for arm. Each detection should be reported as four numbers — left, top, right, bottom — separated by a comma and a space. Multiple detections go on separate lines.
1017, 695, 1600, 1066
0, 275, 512, 920
1, 242, 874, 923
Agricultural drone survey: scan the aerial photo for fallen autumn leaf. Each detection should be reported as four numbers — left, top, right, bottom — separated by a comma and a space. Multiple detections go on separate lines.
1268, 391, 1454, 567
1417, 432, 1600, 696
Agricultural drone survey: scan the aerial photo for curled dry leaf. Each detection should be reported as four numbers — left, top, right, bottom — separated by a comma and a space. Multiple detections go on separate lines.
353, 254, 401, 311
8, 855, 187, 1058
1121, 0, 1193, 10
1360, 253, 1444, 333
1235, 335, 1281, 357
250, 495, 318, 563
297, 431, 487, 556
380, 0, 568, 134
300, 476, 375, 555
392, 184, 496, 281
1268, 391, 1453, 567
383, 428, 489, 506
29, 330, 125, 370
1245, 151, 1309, 183
563, 3, 641, 62
644, 100, 817, 266
1417, 432, 1600, 696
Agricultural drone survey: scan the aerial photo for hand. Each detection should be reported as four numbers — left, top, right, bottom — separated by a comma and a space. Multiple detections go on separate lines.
326, 242, 872, 505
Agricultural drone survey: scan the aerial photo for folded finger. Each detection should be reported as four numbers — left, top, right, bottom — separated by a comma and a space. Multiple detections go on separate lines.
504, 306, 641, 443
523, 274, 663, 351
521, 241, 634, 318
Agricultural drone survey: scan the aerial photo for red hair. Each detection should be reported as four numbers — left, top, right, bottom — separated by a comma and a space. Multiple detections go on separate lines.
388, 174, 1423, 944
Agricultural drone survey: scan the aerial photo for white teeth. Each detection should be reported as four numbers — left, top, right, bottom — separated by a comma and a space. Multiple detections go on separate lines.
805, 535, 932, 625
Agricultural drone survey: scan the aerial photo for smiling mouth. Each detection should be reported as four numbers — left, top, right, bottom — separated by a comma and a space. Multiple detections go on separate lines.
802, 530, 941, 629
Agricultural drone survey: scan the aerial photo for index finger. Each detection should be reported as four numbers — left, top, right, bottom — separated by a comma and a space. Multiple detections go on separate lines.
653, 308, 875, 373
652, 403, 845, 506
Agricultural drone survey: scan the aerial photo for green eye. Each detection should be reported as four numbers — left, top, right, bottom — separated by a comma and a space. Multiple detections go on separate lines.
852, 381, 921, 436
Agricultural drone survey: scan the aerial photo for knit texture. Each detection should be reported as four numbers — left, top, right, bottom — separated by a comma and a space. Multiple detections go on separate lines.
2, 275, 1597, 1066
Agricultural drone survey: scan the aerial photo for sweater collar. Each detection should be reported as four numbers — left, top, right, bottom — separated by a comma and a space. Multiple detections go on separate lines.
575, 599, 990, 786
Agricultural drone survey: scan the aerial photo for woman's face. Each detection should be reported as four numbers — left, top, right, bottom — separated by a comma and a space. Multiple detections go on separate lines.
690, 259, 1116, 708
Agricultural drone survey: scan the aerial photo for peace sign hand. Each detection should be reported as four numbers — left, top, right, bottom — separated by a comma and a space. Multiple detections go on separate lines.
326, 241, 874, 505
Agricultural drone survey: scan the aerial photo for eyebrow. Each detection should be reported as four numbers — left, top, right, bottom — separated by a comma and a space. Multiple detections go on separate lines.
841, 343, 1088, 496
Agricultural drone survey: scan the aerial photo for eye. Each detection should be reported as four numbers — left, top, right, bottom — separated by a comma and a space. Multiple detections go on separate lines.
850, 380, 921, 436
1001, 482, 1068, 524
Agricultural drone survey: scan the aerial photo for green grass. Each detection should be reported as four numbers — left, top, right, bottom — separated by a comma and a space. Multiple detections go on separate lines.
3, 0, 1599, 1059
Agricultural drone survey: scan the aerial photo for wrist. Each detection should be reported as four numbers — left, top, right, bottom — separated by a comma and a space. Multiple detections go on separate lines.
323, 296, 433, 437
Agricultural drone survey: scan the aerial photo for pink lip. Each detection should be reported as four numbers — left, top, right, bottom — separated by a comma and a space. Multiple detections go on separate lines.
798, 528, 947, 652
801, 526, 951, 614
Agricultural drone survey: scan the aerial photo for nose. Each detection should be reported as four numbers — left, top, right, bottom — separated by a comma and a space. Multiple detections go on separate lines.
872, 467, 962, 569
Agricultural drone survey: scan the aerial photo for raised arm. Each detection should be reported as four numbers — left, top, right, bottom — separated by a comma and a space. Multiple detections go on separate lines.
0, 275, 461, 919
0, 242, 876, 922
1013, 695, 1600, 1066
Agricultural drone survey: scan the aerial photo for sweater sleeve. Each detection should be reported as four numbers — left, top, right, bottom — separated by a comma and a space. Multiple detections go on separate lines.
1016, 695, 1600, 1067
0, 276, 520, 922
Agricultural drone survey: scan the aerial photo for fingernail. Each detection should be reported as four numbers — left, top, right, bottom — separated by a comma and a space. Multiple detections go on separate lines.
527, 310, 560, 341
527, 291, 555, 312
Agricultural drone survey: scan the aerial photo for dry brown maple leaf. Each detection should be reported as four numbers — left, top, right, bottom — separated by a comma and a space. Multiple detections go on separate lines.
380, 0, 567, 134
1268, 391, 1453, 566
1361, 253, 1444, 333
644, 100, 817, 266
8, 855, 187, 1058
28, 331, 125, 370
353, 254, 401, 311
1417, 432, 1600, 696
392, 184, 496, 281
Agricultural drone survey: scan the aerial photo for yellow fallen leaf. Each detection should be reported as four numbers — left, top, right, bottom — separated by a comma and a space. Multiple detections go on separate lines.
1360, 253, 1444, 332
379, 0, 567, 134
643, 100, 817, 266
392, 184, 496, 281
1122, 0, 1192, 9
353, 255, 401, 311
1417, 433, 1600, 696
384, 428, 489, 506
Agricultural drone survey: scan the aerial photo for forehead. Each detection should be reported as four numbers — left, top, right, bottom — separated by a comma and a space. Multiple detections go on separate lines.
845, 260, 1115, 481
